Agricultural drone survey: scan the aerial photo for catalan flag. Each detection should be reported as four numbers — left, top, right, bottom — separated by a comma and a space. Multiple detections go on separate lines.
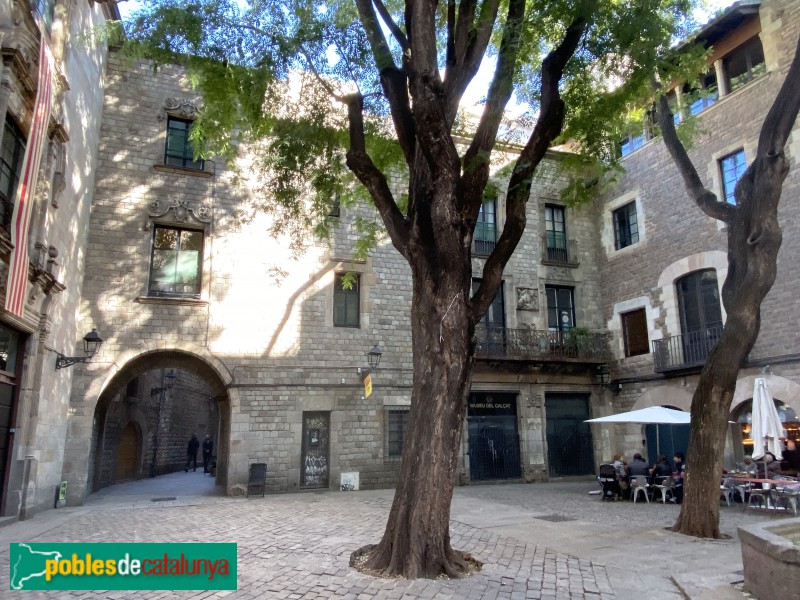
5, 39, 54, 318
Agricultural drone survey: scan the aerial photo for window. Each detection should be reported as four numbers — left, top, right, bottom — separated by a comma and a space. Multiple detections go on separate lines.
387, 409, 409, 457
621, 309, 650, 357
613, 201, 639, 250
677, 269, 723, 365
328, 193, 341, 218
333, 273, 360, 327
0, 117, 26, 231
473, 198, 496, 255
37, 0, 56, 34
125, 378, 140, 398
165, 117, 203, 170
545, 204, 567, 262
620, 132, 645, 157
685, 71, 718, 116
149, 225, 203, 298
719, 149, 746, 205
546, 286, 575, 332
724, 37, 765, 93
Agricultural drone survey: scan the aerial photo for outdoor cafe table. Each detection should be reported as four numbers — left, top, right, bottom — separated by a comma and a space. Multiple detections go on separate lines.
729, 476, 797, 510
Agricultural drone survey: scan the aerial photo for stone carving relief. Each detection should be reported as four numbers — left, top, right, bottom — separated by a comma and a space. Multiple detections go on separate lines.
516, 286, 539, 311
148, 198, 212, 225
163, 97, 200, 119
545, 266, 573, 282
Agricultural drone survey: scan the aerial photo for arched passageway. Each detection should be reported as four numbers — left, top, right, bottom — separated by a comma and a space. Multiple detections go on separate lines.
88, 350, 231, 496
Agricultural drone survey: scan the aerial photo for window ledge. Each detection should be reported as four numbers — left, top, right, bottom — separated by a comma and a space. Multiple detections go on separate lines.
153, 164, 213, 179
136, 295, 209, 306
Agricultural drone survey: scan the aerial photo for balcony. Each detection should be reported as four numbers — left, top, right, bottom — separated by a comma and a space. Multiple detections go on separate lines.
473, 222, 496, 256
541, 236, 579, 267
475, 327, 610, 363
652, 326, 723, 373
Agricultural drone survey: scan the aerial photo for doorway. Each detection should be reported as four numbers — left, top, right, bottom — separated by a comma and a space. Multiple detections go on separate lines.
467, 392, 521, 481
301, 412, 329, 488
546, 394, 594, 476
116, 422, 140, 481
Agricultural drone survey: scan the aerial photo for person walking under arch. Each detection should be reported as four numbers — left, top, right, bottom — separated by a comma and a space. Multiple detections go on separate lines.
184, 434, 199, 472
202, 434, 214, 474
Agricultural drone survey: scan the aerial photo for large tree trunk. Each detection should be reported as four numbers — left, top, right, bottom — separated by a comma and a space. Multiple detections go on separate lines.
358, 261, 476, 578
658, 34, 800, 537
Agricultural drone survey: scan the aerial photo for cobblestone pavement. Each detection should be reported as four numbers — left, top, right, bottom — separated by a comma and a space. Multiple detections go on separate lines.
0, 474, 787, 599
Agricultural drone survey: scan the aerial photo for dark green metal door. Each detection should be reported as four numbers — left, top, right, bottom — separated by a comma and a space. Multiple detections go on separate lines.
546, 394, 594, 477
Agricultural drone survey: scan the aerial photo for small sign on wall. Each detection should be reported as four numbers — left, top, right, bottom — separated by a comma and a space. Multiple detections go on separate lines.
340, 472, 359, 491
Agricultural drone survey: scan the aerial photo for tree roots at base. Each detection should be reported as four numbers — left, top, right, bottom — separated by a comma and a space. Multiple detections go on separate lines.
350, 544, 483, 580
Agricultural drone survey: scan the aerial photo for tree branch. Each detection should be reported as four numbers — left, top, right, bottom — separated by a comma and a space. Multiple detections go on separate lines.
472, 9, 592, 320
757, 34, 800, 159
354, 0, 416, 165
373, 0, 409, 51
344, 94, 411, 259
460, 0, 525, 203
656, 93, 736, 223
444, 0, 501, 122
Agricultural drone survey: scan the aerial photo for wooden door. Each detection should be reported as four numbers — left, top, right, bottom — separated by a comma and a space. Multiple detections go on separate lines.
116, 422, 139, 481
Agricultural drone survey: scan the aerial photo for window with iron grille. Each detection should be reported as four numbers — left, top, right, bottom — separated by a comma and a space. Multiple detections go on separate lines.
719, 149, 746, 205
613, 201, 639, 250
387, 409, 409, 457
149, 225, 204, 298
621, 308, 650, 357
333, 273, 360, 327
0, 117, 26, 231
545, 204, 567, 262
165, 117, 204, 170
473, 198, 496, 255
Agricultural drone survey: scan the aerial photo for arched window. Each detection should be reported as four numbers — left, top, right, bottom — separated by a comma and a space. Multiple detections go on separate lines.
676, 269, 723, 365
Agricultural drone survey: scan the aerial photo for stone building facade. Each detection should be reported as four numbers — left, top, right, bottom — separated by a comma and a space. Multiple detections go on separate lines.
4, 0, 800, 518
592, 0, 800, 467
0, 0, 118, 517
61, 47, 612, 503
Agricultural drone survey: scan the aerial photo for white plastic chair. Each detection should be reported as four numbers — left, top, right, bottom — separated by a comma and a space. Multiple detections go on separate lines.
652, 476, 674, 503
720, 478, 735, 507
747, 483, 772, 510
631, 475, 650, 503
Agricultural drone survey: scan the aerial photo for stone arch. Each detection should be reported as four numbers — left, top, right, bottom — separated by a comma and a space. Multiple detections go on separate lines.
65, 342, 244, 505
631, 386, 694, 413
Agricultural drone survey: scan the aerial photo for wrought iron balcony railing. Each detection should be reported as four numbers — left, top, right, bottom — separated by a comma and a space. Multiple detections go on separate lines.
541, 235, 579, 266
473, 222, 497, 256
652, 326, 723, 372
475, 327, 610, 362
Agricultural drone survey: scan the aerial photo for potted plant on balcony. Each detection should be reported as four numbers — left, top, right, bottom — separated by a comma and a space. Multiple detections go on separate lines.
564, 327, 591, 357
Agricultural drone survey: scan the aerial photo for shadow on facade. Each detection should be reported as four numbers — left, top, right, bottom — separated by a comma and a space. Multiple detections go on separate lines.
88, 351, 228, 495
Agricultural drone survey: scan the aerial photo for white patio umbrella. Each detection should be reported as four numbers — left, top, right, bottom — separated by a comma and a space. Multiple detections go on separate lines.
750, 377, 784, 473
585, 406, 690, 456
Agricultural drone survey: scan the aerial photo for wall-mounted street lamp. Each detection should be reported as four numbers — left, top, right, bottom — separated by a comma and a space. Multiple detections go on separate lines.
596, 364, 621, 393
367, 344, 382, 369
55, 329, 103, 370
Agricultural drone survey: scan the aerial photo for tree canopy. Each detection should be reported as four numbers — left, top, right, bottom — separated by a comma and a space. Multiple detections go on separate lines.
123, 0, 700, 238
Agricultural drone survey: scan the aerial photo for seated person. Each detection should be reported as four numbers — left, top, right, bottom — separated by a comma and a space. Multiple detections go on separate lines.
756, 451, 781, 478
649, 454, 672, 486
781, 441, 800, 474
612, 453, 629, 498
628, 453, 650, 477
742, 455, 758, 476
672, 452, 686, 504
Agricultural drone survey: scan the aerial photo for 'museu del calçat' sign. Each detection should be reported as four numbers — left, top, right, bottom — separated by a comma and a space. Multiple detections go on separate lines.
467, 392, 517, 417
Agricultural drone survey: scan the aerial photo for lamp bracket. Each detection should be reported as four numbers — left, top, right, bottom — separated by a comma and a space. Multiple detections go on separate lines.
55, 353, 90, 370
